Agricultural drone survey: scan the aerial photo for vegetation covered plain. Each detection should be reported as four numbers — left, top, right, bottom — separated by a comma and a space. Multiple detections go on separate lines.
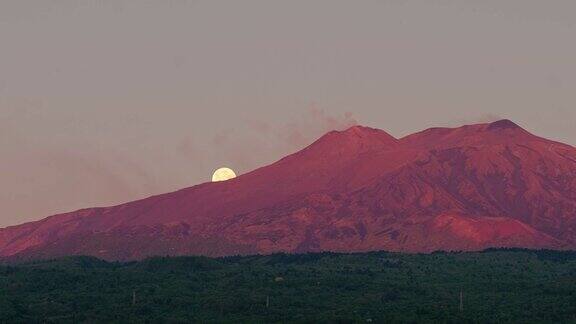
1, 249, 575, 323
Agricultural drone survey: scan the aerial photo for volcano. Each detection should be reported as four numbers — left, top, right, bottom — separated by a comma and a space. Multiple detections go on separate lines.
2, 120, 576, 261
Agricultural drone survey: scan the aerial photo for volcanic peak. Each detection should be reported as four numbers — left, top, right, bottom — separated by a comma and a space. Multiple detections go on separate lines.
306, 125, 398, 154
486, 119, 522, 131
2, 119, 576, 261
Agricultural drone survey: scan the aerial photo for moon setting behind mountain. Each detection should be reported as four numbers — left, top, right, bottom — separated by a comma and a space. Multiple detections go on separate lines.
1, 119, 576, 262
212, 167, 237, 182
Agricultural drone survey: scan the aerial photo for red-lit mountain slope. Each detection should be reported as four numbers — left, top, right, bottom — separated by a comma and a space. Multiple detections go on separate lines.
2, 120, 576, 261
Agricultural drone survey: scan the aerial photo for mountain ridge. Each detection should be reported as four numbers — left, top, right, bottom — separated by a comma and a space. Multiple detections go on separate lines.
2, 119, 576, 261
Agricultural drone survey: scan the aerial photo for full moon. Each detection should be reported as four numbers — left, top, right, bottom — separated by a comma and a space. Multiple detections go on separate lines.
212, 167, 237, 182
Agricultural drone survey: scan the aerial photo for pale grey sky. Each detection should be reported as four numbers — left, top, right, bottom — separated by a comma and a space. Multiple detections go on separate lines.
1, 0, 575, 227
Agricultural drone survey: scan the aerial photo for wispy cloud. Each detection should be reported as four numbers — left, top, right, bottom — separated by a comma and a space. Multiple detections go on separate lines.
450, 113, 503, 126
208, 105, 359, 174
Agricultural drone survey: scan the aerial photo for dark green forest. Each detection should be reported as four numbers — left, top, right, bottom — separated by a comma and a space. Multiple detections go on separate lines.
1, 249, 576, 323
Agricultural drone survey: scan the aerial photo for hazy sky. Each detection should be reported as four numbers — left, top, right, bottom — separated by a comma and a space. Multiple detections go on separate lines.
1, 0, 575, 227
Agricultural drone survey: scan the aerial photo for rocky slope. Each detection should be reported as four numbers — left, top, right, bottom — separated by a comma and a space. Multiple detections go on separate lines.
2, 120, 576, 261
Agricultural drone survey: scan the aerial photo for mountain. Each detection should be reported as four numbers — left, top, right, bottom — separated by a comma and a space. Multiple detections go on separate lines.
2, 120, 576, 261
